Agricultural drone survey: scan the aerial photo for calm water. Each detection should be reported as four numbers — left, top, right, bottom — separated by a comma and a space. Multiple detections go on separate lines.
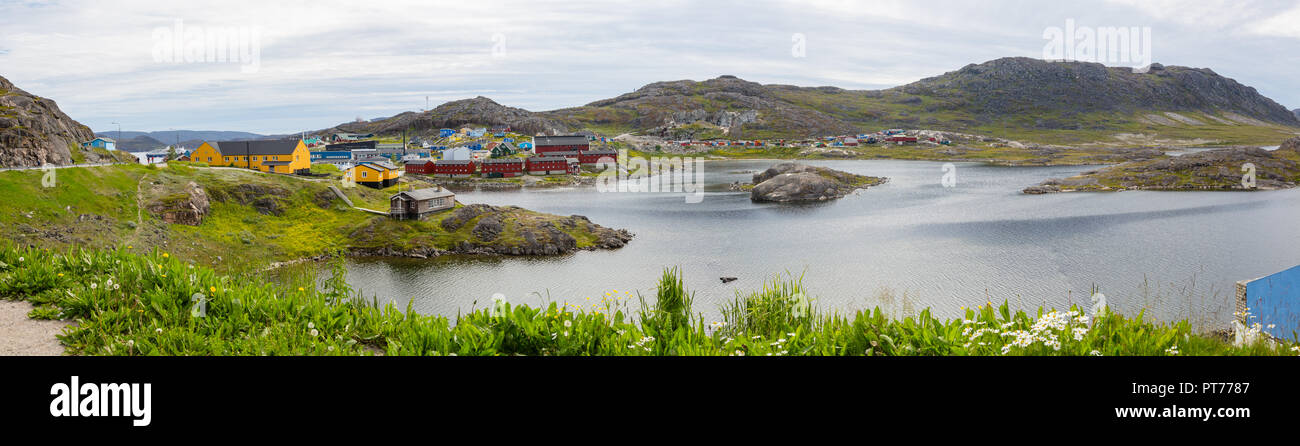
322, 159, 1300, 327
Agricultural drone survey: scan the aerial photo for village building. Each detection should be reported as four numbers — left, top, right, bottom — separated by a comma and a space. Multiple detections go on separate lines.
330, 133, 374, 142
443, 146, 472, 161
389, 187, 455, 220
578, 149, 619, 165
491, 141, 519, 158
81, 137, 117, 151
533, 135, 590, 154
546, 150, 581, 161
481, 158, 524, 177
526, 156, 569, 175
348, 160, 402, 188
190, 139, 311, 174
432, 159, 476, 178
326, 140, 377, 151
404, 159, 436, 175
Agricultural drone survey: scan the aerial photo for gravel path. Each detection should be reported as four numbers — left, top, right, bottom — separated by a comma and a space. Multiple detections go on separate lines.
0, 300, 69, 356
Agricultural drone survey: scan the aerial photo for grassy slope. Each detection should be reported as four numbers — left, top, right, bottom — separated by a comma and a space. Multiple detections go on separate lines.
0, 163, 613, 273
0, 246, 1292, 356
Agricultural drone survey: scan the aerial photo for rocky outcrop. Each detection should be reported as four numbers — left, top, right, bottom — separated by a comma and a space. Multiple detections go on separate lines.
146, 182, 210, 225
358, 204, 636, 258
1279, 136, 1300, 154
1023, 145, 1300, 193
0, 75, 104, 167
206, 183, 290, 215
750, 162, 885, 202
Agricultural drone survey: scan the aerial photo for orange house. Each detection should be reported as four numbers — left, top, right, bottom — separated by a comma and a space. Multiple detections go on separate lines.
189, 140, 311, 174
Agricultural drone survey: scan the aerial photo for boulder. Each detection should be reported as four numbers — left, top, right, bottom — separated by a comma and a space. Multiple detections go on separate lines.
751, 172, 843, 202
1279, 136, 1300, 154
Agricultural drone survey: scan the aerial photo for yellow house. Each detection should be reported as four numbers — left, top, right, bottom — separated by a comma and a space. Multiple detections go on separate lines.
346, 161, 403, 189
190, 140, 311, 174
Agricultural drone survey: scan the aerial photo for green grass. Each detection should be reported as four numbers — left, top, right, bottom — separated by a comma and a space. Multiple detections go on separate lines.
1, 244, 1293, 356
0, 164, 617, 274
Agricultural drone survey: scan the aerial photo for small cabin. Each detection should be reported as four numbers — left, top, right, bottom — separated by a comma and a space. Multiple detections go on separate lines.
389, 187, 455, 220
82, 137, 117, 151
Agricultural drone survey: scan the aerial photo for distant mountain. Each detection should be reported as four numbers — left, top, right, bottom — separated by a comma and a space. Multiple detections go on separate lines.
1293, 108, 1299, 119
115, 135, 168, 152
314, 57, 1300, 144
0, 75, 131, 167
94, 130, 266, 145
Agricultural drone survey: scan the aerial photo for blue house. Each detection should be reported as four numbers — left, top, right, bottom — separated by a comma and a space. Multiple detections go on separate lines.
518, 142, 533, 150
468, 128, 486, 138
82, 137, 117, 151
439, 128, 455, 138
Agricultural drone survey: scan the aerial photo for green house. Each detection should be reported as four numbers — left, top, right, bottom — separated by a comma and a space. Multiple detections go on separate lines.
491, 141, 519, 158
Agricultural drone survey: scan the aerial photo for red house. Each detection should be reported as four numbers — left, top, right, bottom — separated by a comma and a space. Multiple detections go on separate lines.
432, 159, 476, 177
404, 159, 436, 174
578, 149, 619, 165
526, 156, 569, 174
886, 135, 918, 144
533, 135, 590, 154
481, 158, 524, 177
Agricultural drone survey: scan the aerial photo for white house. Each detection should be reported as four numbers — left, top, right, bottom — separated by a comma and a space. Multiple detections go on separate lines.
443, 146, 471, 161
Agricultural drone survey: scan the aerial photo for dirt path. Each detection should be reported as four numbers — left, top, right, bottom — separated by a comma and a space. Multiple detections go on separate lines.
131, 172, 148, 244
0, 300, 69, 356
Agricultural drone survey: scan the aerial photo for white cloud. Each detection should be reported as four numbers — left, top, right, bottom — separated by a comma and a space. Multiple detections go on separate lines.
0, 0, 1296, 133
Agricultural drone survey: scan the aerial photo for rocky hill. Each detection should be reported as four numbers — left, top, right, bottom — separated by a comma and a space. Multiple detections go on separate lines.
114, 135, 168, 152
1293, 108, 1300, 119
319, 96, 569, 137
547, 75, 859, 139
548, 58, 1299, 142
0, 75, 130, 167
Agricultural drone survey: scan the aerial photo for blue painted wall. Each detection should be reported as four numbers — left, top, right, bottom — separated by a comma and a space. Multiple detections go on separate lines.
1245, 264, 1300, 339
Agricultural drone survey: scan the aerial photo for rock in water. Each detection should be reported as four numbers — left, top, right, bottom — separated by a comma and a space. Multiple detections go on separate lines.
749, 162, 885, 203
720, 277, 738, 283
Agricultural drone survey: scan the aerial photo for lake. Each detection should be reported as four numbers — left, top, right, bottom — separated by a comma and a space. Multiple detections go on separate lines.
321, 158, 1300, 328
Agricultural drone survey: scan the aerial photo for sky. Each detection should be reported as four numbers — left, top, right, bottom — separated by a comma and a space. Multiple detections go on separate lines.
1, 0, 1298, 135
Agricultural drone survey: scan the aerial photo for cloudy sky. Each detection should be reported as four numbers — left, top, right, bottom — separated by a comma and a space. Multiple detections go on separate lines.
2, 0, 1298, 135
